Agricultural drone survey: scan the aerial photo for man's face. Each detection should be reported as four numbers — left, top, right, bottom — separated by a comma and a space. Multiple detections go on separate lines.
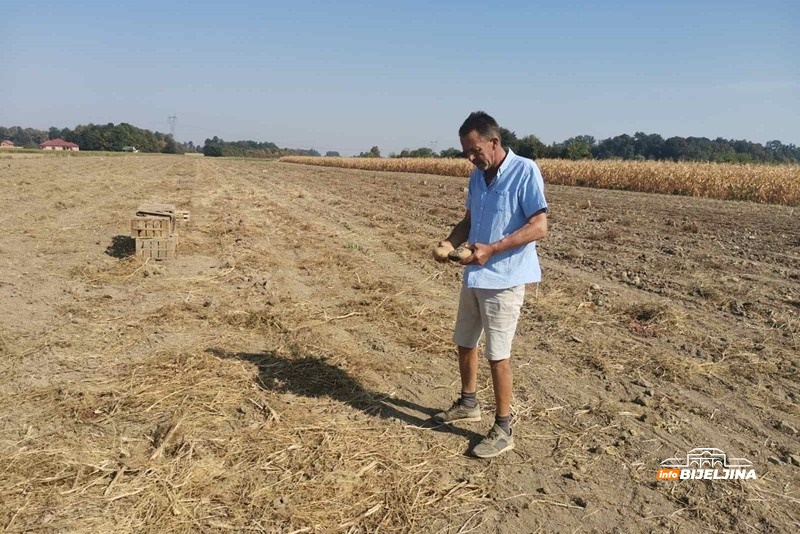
460, 130, 498, 171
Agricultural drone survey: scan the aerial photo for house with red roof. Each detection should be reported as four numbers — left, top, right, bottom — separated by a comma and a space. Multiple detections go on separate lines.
40, 139, 80, 151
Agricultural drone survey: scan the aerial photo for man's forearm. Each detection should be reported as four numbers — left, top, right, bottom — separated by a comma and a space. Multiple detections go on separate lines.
445, 217, 470, 247
489, 214, 547, 255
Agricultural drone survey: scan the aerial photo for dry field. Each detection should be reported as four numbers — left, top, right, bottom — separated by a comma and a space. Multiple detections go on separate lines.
0, 154, 798, 533
280, 156, 800, 206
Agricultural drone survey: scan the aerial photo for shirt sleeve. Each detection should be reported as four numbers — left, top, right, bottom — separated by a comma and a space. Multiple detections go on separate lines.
519, 162, 548, 218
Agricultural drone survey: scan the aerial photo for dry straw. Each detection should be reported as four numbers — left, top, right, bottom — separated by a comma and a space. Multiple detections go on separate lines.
0, 161, 492, 532
0, 290, 491, 533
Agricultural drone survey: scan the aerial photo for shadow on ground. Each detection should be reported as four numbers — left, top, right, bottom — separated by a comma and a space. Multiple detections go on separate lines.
106, 235, 136, 258
207, 347, 483, 446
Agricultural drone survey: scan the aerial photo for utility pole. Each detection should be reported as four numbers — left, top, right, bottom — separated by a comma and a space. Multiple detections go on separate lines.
168, 115, 177, 138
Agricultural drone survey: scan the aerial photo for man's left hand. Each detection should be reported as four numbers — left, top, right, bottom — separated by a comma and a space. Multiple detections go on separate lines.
462, 242, 494, 266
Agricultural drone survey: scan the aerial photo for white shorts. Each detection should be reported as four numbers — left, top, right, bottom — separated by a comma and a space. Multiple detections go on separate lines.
452, 284, 526, 361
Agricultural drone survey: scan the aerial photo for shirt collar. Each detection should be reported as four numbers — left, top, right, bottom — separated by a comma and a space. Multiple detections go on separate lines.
497, 148, 515, 176
482, 148, 515, 186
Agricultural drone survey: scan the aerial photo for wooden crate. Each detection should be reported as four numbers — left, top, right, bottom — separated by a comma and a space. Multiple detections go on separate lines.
136, 203, 176, 218
131, 216, 172, 238
136, 234, 178, 260
174, 210, 190, 229
136, 204, 176, 229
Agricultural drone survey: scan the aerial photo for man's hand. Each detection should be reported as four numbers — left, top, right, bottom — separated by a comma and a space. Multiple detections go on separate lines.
432, 240, 454, 262
462, 242, 494, 266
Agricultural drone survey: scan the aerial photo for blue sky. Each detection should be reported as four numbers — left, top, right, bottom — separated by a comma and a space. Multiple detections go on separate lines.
2, 0, 798, 155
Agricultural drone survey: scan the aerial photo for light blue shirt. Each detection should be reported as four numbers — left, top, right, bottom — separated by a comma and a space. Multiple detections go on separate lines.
464, 149, 548, 289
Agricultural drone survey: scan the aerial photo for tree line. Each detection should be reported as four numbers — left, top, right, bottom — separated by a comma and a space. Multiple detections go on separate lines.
3, 123, 797, 163
381, 128, 800, 164
200, 137, 319, 158
0, 123, 190, 153
0, 124, 318, 157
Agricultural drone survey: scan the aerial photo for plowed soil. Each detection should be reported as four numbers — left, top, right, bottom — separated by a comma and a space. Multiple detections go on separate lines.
1, 155, 798, 533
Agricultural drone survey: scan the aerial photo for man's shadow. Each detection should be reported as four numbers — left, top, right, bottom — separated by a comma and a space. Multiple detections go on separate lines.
207, 347, 483, 445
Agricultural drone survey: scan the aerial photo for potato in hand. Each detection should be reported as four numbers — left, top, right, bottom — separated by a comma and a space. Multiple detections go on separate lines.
432, 241, 454, 262
448, 244, 473, 262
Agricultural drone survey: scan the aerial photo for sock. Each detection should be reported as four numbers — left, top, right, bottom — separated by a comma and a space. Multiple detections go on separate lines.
460, 391, 477, 408
495, 414, 511, 435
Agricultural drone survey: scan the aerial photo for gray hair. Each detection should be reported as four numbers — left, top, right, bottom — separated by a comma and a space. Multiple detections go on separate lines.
458, 111, 501, 141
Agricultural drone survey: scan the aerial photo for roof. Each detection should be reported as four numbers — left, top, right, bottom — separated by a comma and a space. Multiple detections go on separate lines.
40, 138, 79, 148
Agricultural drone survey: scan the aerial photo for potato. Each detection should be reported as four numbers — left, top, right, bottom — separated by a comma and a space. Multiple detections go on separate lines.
432, 242, 454, 261
448, 244, 473, 262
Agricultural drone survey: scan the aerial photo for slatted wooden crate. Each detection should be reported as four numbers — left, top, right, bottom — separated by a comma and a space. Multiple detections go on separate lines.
131, 216, 172, 238
174, 210, 190, 229
131, 203, 185, 260
136, 203, 176, 219
136, 234, 178, 260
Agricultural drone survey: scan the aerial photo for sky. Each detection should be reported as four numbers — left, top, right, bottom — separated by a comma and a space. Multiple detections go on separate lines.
2, 0, 798, 155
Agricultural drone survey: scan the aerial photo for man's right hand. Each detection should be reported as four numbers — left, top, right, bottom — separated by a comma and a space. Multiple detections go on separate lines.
432, 240, 454, 262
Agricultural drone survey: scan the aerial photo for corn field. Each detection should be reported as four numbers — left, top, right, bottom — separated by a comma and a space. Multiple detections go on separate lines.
279, 156, 800, 206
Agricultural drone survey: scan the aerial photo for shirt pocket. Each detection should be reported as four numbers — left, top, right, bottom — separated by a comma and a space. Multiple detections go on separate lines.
488, 190, 513, 241
492, 190, 511, 215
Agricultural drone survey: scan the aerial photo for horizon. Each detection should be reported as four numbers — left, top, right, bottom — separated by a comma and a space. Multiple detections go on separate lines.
2, 0, 798, 156
6, 120, 799, 156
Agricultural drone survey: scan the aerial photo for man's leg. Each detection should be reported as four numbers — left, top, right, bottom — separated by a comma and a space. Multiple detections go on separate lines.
458, 345, 479, 394
471, 286, 524, 458
471, 357, 514, 458
432, 345, 482, 423
434, 286, 483, 424
489, 358, 512, 419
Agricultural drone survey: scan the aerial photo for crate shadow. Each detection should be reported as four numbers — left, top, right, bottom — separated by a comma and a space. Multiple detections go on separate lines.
106, 235, 136, 258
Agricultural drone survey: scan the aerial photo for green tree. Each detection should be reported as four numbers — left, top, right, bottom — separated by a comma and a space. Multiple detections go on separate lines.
439, 147, 463, 158
14, 128, 34, 147
663, 136, 688, 161
498, 127, 519, 152
162, 135, 185, 154
203, 136, 224, 157
325, 151, 340, 157
632, 132, 664, 160
398, 147, 435, 158
563, 136, 594, 160
358, 146, 381, 158
593, 134, 636, 159
516, 135, 547, 159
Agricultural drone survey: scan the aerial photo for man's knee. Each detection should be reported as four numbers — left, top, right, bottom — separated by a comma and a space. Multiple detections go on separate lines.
489, 357, 511, 369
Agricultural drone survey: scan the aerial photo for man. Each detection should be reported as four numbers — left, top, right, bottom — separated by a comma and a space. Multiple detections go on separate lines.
433, 111, 548, 458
